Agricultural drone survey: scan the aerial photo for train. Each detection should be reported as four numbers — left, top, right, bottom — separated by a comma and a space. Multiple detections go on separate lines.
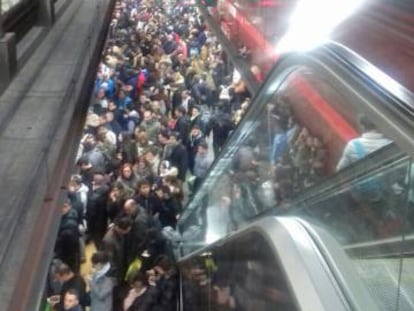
204, 0, 414, 171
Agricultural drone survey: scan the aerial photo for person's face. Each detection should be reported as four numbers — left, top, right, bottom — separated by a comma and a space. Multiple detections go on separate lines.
144, 111, 152, 122
192, 108, 199, 116
154, 266, 165, 277
192, 128, 200, 136
98, 88, 106, 99
174, 109, 182, 117
145, 151, 154, 162
106, 112, 114, 122
139, 95, 147, 104
112, 187, 121, 198
147, 270, 157, 283
85, 135, 96, 147
122, 166, 132, 178
158, 134, 168, 145
198, 146, 207, 155
61, 203, 71, 215
140, 184, 151, 196
155, 188, 163, 198
108, 101, 117, 111
63, 293, 79, 310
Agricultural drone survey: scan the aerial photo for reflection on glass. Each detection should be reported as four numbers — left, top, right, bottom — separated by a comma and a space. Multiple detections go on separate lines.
336, 115, 392, 171
179, 65, 409, 258
293, 159, 409, 244
1, 0, 23, 13
180, 232, 298, 311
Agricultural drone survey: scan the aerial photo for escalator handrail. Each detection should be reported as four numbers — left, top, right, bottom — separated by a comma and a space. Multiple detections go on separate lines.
296, 218, 380, 311
326, 42, 414, 115
279, 143, 407, 209
179, 46, 414, 228
178, 216, 379, 311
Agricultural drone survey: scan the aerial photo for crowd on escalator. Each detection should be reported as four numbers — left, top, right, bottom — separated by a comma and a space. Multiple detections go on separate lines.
46, 0, 253, 310
182, 73, 402, 248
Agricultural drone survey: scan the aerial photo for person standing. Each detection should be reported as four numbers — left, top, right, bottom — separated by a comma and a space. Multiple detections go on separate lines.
101, 216, 133, 311
193, 141, 213, 192
88, 252, 115, 311
337, 115, 392, 171
62, 290, 83, 311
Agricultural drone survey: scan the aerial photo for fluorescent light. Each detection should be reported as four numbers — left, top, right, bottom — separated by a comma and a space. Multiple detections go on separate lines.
276, 0, 365, 53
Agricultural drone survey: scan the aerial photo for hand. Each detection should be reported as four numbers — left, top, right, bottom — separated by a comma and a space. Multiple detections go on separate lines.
47, 295, 60, 307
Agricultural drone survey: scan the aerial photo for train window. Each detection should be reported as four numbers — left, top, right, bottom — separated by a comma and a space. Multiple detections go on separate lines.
180, 232, 298, 311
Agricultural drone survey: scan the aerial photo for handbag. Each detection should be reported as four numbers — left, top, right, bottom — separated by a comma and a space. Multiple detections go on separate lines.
125, 257, 142, 282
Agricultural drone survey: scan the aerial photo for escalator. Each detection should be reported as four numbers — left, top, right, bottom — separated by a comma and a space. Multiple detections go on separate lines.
177, 216, 378, 310
177, 46, 414, 310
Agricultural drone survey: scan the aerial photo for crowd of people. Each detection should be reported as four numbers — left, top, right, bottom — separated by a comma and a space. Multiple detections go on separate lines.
47, 0, 253, 310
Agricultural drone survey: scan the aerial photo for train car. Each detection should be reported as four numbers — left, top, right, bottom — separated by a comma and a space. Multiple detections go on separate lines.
206, 0, 414, 172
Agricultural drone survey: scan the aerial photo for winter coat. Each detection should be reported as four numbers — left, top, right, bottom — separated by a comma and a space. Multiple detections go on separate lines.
90, 268, 115, 311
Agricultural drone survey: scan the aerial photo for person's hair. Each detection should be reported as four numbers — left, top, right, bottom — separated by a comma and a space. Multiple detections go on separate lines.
136, 131, 149, 144
70, 174, 82, 185
146, 145, 160, 157
65, 289, 80, 300
112, 181, 125, 191
159, 129, 170, 140
77, 156, 91, 166
199, 141, 208, 150
131, 272, 149, 286
55, 263, 72, 276
359, 114, 377, 132
154, 254, 172, 271
114, 216, 133, 230
121, 163, 133, 173
91, 251, 110, 265
175, 105, 186, 115
137, 179, 151, 189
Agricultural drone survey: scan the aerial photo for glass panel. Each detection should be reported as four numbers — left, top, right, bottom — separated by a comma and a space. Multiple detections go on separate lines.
180, 64, 405, 254
398, 257, 414, 311
289, 158, 409, 244
179, 62, 413, 310
180, 232, 298, 311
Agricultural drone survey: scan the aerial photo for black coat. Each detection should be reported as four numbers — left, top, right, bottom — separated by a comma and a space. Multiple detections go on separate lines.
87, 185, 109, 243
125, 207, 151, 262
212, 113, 233, 147
101, 228, 127, 283
153, 271, 178, 311
167, 143, 188, 181
128, 286, 158, 311
174, 116, 190, 145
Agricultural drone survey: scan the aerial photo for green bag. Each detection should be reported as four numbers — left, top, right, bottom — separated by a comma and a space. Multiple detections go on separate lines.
125, 257, 142, 282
